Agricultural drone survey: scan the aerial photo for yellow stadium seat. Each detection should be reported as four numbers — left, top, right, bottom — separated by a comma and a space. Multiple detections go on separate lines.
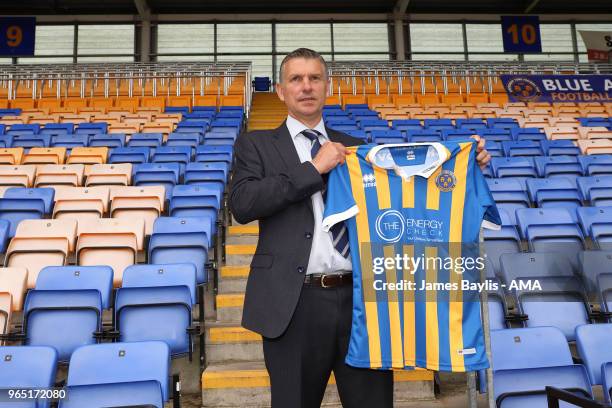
109, 185, 165, 235
548, 117, 579, 128
141, 96, 165, 110
342, 95, 367, 107
0, 165, 36, 187
6, 219, 78, 289
0, 100, 9, 109
52, 186, 110, 222
544, 127, 580, 141
9, 99, 36, 110
442, 94, 464, 105
141, 123, 174, 135
77, 218, 145, 287
108, 123, 141, 135
325, 96, 341, 106
367, 95, 389, 108
0, 267, 27, 312
89, 98, 114, 111
37, 98, 62, 111
220, 95, 243, 107
0, 294, 11, 340
466, 94, 489, 104
416, 94, 439, 105
167, 95, 192, 108
578, 139, 612, 155
34, 164, 85, 187
84, 163, 132, 186
0, 148, 24, 165
578, 127, 612, 140
67, 147, 108, 165
519, 118, 549, 129
59, 114, 91, 124
22, 148, 67, 165
64, 98, 88, 110
194, 95, 218, 107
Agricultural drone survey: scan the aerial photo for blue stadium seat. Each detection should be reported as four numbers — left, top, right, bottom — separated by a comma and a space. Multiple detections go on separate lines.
23, 288, 102, 361
484, 140, 503, 158
3, 187, 54, 214
36, 265, 114, 309
525, 178, 582, 209
109, 146, 151, 164
40, 123, 74, 137
486, 118, 519, 130
216, 110, 244, 119
491, 327, 593, 407
577, 176, 612, 206
7, 124, 41, 136
577, 206, 612, 249
149, 217, 212, 284
115, 265, 197, 356
175, 120, 209, 135
127, 133, 163, 149
0, 124, 4, 135
477, 128, 513, 142
501, 140, 544, 157
579, 155, 612, 176
0, 197, 47, 237
0, 134, 11, 148
166, 132, 201, 149
371, 130, 403, 144
405, 130, 442, 142
575, 324, 612, 392
165, 106, 189, 114
516, 208, 584, 256
192, 106, 217, 112
0, 219, 9, 253
343, 129, 368, 141
604, 362, 612, 404
577, 250, 612, 302
89, 134, 126, 148
483, 208, 522, 275
484, 258, 508, 330
391, 119, 422, 132
0, 108, 22, 116
329, 124, 360, 132
11, 133, 51, 148
598, 274, 612, 323
423, 119, 454, 131
486, 178, 530, 218
152, 146, 193, 169
204, 132, 237, 146
51, 134, 89, 149
60, 341, 170, 408
345, 104, 369, 111
184, 162, 228, 192
579, 117, 611, 128
0, 346, 57, 408
184, 111, 214, 120
511, 127, 547, 142
170, 184, 222, 224
541, 140, 581, 156
455, 118, 487, 130
360, 119, 390, 133
76, 123, 107, 135
535, 156, 583, 178
133, 163, 181, 193
195, 145, 232, 164
491, 157, 537, 178
441, 129, 473, 141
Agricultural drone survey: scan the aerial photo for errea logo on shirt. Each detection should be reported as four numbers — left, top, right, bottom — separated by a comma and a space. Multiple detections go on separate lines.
362, 173, 377, 188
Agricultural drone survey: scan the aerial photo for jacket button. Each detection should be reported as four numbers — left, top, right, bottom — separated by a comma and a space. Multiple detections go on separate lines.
297, 266, 305, 273
305, 232, 312, 239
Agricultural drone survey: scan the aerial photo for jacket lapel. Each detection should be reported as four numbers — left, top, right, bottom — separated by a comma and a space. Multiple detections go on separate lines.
272, 120, 302, 169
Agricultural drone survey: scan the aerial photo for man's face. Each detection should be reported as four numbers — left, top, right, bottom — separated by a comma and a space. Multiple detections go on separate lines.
276, 57, 329, 123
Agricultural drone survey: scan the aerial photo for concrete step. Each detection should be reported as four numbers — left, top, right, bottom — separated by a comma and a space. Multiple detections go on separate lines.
201, 361, 435, 407
216, 293, 245, 322
206, 324, 263, 363
226, 235, 258, 245
219, 265, 249, 293
219, 277, 247, 293
227, 225, 259, 235
225, 245, 256, 266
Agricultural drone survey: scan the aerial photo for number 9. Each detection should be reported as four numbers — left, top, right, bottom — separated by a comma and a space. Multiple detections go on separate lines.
7, 25, 23, 47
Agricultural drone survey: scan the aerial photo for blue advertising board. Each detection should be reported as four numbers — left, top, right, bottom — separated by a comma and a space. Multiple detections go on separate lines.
501, 16, 542, 53
0, 17, 35, 56
500, 74, 612, 103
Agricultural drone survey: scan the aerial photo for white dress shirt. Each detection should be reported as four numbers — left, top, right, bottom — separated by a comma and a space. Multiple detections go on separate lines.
285, 115, 353, 275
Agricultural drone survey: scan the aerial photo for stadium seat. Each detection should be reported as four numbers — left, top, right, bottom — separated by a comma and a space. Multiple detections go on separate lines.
89, 133, 126, 148
166, 132, 201, 149
170, 184, 222, 224
0, 219, 9, 253
371, 129, 404, 144
52, 186, 110, 222
491, 157, 537, 178
133, 163, 181, 194
108, 146, 151, 164
501, 140, 543, 157
579, 155, 612, 176
0, 195, 48, 237
0, 164, 37, 187
541, 140, 581, 156
486, 177, 530, 217
0, 266, 27, 315
51, 134, 89, 150
22, 147, 67, 165
577, 250, 612, 302
483, 208, 522, 274
0, 148, 24, 165
477, 128, 513, 142
127, 132, 163, 149
76, 218, 145, 287
184, 162, 228, 192
84, 163, 133, 186
6, 219, 78, 288
115, 264, 197, 356
59, 341, 170, 408
0, 346, 58, 408
491, 327, 593, 407
152, 146, 192, 167
109, 185, 166, 235
577, 206, 612, 249
516, 208, 585, 258
405, 130, 442, 142
525, 178, 582, 209
195, 145, 232, 164
577, 176, 612, 206
578, 139, 612, 155
575, 323, 612, 399
67, 147, 108, 165
149, 217, 212, 284
534, 156, 583, 178
37, 265, 113, 309
34, 164, 86, 187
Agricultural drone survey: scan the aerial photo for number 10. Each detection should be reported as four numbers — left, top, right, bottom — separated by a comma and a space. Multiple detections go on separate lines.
507, 23, 536, 45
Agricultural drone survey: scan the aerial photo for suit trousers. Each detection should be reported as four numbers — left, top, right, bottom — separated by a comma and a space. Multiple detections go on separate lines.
262, 282, 394, 408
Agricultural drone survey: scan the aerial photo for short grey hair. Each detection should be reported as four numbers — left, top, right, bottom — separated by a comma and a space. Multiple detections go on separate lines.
278, 48, 328, 83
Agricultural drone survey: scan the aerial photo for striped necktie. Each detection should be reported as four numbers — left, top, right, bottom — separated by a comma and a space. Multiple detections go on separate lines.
301, 129, 350, 259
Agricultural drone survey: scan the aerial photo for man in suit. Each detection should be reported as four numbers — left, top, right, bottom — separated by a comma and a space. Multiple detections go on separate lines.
229, 48, 491, 408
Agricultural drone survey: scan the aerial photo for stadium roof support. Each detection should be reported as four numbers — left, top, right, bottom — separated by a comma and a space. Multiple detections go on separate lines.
134, 0, 152, 62
393, 0, 410, 60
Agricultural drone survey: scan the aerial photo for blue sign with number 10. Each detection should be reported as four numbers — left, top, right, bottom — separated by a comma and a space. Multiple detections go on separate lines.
0, 17, 35, 56
501, 16, 542, 53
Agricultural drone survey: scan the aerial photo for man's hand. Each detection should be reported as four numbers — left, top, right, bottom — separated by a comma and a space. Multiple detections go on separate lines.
311, 142, 351, 174
471, 135, 491, 170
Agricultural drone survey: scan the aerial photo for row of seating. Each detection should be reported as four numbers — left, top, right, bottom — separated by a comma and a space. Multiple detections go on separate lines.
0, 341, 173, 407
484, 155, 612, 178
488, 325, 612, 406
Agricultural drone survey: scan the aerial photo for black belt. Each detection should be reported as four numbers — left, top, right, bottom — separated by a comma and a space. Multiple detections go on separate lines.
303, 273, 353, 288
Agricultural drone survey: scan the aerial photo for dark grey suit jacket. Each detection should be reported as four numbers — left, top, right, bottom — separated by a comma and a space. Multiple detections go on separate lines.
229, 121, 362, 338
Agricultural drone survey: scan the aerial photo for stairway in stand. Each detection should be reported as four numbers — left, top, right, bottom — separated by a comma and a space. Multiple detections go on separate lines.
247, 93, 287, 131
200, 222, 436, 407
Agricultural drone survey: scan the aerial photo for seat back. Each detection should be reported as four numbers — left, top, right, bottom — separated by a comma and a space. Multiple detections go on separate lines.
37, 265, 114, 309
575, 323, 612, 386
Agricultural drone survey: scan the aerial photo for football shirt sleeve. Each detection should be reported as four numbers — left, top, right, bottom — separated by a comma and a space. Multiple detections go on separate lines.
322, 162, 359, 232
474, 165, 502, 230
